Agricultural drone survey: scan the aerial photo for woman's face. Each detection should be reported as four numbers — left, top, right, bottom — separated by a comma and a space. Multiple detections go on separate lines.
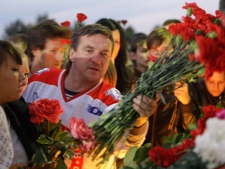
111, 29, 121, 63
0, 55, 26, 105
20, 55, 30, 94
205, 71, 225, 97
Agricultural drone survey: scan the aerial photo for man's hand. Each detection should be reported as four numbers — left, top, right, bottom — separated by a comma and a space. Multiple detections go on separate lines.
133, 95, 157, 118
174, 82, 190, 105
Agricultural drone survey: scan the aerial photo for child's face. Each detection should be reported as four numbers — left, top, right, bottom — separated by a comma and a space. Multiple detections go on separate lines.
135, 41, 149, 70
148, 41, 169, 58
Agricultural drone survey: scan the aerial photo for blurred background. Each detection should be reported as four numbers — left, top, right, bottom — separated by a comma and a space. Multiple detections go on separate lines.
0, 0, 222, 39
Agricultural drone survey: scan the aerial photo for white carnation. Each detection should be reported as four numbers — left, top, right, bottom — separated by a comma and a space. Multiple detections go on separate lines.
194, 118, 225, 169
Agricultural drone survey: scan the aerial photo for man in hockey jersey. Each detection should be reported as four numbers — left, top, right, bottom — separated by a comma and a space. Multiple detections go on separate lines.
23, 24, 157, 169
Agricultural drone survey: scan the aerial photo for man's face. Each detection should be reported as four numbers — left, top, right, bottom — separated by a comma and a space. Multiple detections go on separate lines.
34, 38, 65, 69
134, 41, 149, 72
205, 72, 225, 97
70, 34, 112, 83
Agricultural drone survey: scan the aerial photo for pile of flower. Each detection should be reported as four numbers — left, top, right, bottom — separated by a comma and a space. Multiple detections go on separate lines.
168, 2, 225, 79
120, 105, 225, 169
89, 2, 225, 164
24, 98, 95, 169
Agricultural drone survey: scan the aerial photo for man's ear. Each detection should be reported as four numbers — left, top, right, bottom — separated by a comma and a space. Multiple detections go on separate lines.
31, 47, 41, 57
69, 48, 76, 62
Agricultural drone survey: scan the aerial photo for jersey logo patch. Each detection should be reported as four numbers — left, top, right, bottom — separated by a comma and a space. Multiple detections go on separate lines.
33, 92, 39, 100
105, 88, 121, 100
86, 104, 103, 116
35, 68, 50, 75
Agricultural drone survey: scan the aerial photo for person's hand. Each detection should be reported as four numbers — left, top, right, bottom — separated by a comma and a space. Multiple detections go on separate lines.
174, 82, 190, 105
133, 95, 157, 118
132, 94, 157, 129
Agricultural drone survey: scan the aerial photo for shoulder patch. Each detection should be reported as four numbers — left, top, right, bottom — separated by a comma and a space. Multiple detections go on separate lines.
105, 88, 121, 100
35, 68, 50, 75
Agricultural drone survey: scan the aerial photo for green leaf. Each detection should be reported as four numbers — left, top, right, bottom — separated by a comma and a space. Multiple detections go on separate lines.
55, 131, 70, 140
123, 146, 138, 166
37, 134, 53, 144
32, 148, 47, 166
206, 31, 217, 38
63, 149, 75, 159
134, 143, 151, 162
188, 40, 198, 52
186, 7, 192, 16
55, 159, 67, 169
49, 121, 61, 138
188, 123, 197, 130
164, 131, 191, 146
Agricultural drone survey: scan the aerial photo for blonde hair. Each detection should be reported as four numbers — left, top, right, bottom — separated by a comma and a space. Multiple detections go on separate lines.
104, 60, 117, 87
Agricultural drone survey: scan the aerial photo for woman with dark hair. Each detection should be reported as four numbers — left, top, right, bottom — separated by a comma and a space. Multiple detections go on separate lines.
0, 40, 37, 169
96, 18, 132, 94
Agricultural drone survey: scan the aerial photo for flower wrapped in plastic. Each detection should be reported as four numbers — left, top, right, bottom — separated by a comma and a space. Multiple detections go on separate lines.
89, 2, 225, 165
24, 98, 95, 169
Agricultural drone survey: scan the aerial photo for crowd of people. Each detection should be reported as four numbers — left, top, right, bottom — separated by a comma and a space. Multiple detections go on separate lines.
0, 15, 224, 169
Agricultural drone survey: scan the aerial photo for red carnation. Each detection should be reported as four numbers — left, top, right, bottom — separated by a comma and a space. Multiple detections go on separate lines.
120, 20, 127, 25
148, 55, 158, 62
77, 13, 87, 23
61, 21, 70, 27
149, 139, 194, 167
190, 105, 223, 139
61, 39, 71, 45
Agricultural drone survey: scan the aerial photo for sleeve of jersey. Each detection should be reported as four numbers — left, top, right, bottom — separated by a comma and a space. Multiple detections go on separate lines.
28, 68, 62, 85
90, 81, 122, 114
23, 68, 63, 103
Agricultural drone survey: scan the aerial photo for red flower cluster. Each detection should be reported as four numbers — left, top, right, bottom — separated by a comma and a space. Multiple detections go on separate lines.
168, 2, 225, 79
61, 20, 70, 27
77, 13, 87, 23
29, 98, 63, 124
149, 139, 194, 167
191, 105, 222, 139
148, 105, 222, 167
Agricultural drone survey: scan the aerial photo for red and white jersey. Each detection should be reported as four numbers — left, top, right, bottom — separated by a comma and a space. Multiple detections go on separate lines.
22, 69, 145, 169
22, 68, 122, 128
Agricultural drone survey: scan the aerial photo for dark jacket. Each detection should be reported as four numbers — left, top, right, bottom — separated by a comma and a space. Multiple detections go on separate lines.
145, 78, 225, 147
187, 77, 225, 113
144, 89, 197, 146
4, 97, 38, 161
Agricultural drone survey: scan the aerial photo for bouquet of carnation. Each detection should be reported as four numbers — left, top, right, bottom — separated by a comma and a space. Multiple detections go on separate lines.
23, 98, 95, 169
120, 105, 225, 169
89, 2, 225, 164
